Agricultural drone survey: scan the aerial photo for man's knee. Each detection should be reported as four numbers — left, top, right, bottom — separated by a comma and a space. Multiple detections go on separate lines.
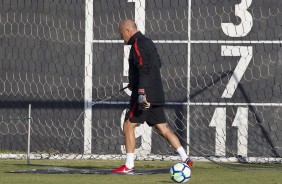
123, 120, 130, 132
155, 123, 170, 137
123, 120, 137, 134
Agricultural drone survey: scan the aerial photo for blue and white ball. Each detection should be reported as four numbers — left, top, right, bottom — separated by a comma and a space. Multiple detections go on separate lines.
170, 162, 191, 183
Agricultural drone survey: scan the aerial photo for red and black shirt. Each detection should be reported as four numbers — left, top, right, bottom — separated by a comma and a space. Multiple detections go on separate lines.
127, 31, 165, 105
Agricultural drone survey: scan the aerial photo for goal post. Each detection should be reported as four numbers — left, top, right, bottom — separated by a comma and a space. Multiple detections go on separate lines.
84, 0, 94, 155
0, 0, 282, 165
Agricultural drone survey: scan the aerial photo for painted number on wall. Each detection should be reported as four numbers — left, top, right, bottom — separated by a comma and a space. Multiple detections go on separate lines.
209, 0, 253, 157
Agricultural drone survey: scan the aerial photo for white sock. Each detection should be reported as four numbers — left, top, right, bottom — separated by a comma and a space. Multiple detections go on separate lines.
125, 153, 135, 169
177, 146, 188, 162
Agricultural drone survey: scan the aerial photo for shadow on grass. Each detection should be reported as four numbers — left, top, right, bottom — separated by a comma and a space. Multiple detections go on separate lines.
5, 161, 282, 174
6, 162, 170, 175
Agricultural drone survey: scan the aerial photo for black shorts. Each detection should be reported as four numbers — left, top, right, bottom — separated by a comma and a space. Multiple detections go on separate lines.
125, 100, 167, 126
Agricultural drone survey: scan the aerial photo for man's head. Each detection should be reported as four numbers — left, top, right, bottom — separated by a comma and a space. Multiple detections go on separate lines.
119, 19, 138, 44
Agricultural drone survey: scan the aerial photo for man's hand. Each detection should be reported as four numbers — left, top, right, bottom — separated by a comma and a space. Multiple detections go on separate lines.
138, 89, 150, 110
127, 84, 132, 91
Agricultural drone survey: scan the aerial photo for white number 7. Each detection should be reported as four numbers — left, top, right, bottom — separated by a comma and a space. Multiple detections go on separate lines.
221, 46, 253, 98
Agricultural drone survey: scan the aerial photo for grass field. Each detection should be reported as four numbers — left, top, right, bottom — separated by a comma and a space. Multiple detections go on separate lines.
0, 159, 282, 184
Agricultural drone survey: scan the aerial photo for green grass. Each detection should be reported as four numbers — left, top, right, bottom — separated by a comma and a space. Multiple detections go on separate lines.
0, 159, 282, 184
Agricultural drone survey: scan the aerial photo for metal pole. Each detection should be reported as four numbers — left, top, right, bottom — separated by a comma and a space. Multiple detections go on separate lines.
27, 104, 31, 165
84, 0, 94, 154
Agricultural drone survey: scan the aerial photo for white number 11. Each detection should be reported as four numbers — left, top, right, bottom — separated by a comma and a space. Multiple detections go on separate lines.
209, 107, 248, 157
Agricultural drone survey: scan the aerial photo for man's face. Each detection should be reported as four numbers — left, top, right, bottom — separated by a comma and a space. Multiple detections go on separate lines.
119, 26, 131, 44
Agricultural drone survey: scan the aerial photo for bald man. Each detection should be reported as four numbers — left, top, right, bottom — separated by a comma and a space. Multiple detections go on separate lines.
112, 19, 193, 174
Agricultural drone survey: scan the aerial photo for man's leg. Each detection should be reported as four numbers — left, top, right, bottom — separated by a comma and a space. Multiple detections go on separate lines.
155, 123, 193, 167
154, 123, 182, 150
123, 119, 138, 169
123, 119, 138, 153
112, 119, 138, 173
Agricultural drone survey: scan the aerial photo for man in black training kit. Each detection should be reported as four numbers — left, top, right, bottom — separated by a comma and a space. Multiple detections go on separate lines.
112, 19, 193, 173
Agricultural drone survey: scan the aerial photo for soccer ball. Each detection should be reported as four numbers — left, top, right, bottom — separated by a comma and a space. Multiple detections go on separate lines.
170, 162, 191, 183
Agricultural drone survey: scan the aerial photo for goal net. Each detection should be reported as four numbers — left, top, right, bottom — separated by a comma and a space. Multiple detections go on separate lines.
0, 0, 282, 165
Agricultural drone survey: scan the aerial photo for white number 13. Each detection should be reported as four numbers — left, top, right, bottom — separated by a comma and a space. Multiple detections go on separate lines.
221, 0, 253, 37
